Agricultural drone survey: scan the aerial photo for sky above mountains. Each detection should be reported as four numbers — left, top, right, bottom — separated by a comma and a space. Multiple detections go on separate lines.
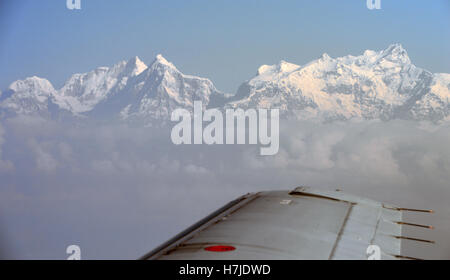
1, 0, 449, 93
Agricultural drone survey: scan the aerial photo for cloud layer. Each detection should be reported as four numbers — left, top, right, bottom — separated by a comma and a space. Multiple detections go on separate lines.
0, 117, 449, 259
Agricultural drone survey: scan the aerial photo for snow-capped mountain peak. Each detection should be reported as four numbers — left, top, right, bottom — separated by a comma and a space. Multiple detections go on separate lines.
0, 76, 56, 116
111, 54, 227, 121
52, 56, 148, 114
320, 53, 331, 60
257, 60, 300, 76
228, 44, 449, 122
9, 76, 55, 98
380, 43, 410, 64
1, 44, 448, 123
124, 56, 148, 76
149, 54, 177, 70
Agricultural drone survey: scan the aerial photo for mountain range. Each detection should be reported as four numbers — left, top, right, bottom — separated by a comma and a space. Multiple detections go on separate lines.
1, 44, 449, 123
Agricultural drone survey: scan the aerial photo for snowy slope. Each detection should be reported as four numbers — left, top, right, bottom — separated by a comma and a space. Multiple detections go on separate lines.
1, 44, 448, 123
93, 54, 227, 121
53, 56, 148, 114
0, 55, 227, 123
409, 73, 450, 122
0, 76, 56, 117
227, 44, 449, 122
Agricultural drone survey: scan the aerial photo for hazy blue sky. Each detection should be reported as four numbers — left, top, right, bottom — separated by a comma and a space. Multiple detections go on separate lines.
0, 0, 449, 92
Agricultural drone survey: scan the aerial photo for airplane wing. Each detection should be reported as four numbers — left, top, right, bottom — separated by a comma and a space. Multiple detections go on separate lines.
142, 187, 433, 260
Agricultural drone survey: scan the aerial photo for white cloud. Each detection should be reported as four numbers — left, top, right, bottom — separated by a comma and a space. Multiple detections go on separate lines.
27, 139, 59, 173
91, 159, 115, 174
0, 123, 14, 172
1, 117, 450, 259
184, 163, 208, 174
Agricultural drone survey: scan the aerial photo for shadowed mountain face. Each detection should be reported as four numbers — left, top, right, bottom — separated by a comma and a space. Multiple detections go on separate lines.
1, 44, 449, 123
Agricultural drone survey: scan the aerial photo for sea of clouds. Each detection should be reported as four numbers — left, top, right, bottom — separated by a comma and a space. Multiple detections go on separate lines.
0, 116, 449, 259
